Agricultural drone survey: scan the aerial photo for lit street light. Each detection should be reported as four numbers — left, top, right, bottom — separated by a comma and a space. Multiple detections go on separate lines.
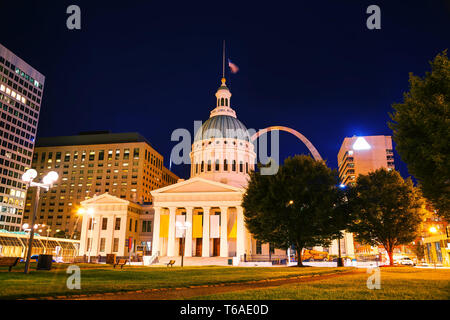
429, 226, 438, 269
22, 169, 59, 274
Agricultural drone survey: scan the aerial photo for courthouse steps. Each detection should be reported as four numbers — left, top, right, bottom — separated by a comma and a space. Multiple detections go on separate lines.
155, 256, 232, 266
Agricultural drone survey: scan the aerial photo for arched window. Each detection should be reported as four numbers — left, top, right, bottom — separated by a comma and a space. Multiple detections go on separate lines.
221, 98, 224, 106
207, 160, 211, 171
239, 161, 243, 172
225, 99, 228, 106
215, 159, 220, 171
195, 162, 198, 174
201, 161, 204, 172
224, 159, 228, 171
246, 162, 249, 173
232, 160, 236, 172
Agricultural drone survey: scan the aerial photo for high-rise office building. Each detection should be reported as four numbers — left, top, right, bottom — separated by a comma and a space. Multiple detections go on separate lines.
23, 132, 179, 238
338, 135, 395, 186
336, 135, 395, 259
0, 43, 45, 232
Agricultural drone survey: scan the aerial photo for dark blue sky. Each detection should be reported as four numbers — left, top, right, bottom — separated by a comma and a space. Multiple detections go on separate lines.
1, 0, 449, 179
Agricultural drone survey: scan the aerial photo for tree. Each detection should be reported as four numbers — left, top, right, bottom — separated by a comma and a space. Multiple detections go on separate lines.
389, 50, 450, 221
330, 185, 357, 266
242, 155, 344, 267
412, 243, 425, 262
350, 168, 424, 266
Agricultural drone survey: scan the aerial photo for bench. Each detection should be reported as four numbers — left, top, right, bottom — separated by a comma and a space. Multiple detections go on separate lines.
113, 259, 128, 269
166, 260, 176, 267
0, 257, 20, 272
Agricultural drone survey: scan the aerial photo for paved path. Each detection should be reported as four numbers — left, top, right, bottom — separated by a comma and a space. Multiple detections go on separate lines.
67, 269, 363, 300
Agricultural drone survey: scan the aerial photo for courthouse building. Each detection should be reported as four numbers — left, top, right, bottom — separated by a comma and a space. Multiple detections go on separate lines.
150, 77, 287, 263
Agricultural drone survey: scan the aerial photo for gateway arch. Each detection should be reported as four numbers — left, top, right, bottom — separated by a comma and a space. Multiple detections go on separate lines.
251, 126, 322, 161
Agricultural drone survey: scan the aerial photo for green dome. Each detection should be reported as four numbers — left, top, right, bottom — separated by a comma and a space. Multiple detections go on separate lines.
194, 115, 251, 142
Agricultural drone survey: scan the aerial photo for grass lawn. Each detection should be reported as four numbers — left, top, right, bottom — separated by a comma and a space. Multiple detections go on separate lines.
193, 267, 450, 300
0, 263, 351, 299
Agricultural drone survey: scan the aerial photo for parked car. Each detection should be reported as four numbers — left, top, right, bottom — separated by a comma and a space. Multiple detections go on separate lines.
396, 257, 415, 266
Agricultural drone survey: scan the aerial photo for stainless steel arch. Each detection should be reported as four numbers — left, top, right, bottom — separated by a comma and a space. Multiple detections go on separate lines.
251, 126, 323, 161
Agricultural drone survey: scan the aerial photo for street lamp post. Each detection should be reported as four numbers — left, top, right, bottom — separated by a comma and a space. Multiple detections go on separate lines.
337, 232, 344, 267
176, 221, 191, 267
22, 169, 59, 274
46, 227, 51, 252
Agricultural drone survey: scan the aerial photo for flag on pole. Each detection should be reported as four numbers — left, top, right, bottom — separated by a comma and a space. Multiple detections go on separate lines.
228, 59, 239, 74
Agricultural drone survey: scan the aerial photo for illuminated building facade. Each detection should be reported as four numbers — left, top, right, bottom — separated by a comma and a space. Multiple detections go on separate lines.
338, 135, 394, 186
78, 193, 154, 258
23, 132, 178, 238
0, 43, 45, 232
336, 135, 395, 259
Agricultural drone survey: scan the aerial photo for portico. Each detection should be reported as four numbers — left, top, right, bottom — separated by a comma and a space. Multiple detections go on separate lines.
151, 177, 247, 258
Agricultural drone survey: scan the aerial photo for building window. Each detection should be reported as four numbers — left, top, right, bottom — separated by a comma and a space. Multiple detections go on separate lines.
239, 161, 243, 172
113, 238, 119, 252
201, 161, 204, 172
115, 217, 121, 230
224, 159, 228, 171
207, 160, 211, 172
88, 218, 93, 230
100, 238, 106, 252
87, 238, 92, 251
215, 159, 220, 171
124, 149, 130, 160
142, 220, 152, 233
133, 148, 139, 159
232, 160, 236, 172
102, 217, 108, 230
129, 218, 132, 231
256, 240, 262, 254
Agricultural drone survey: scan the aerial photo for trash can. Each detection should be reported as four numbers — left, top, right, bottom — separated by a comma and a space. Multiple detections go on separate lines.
37, 254, 53, 270
228, 259, 233, 265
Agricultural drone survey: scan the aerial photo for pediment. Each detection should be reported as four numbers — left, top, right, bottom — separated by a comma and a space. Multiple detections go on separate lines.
81, 193, 129, 205
151, 177, 243, 195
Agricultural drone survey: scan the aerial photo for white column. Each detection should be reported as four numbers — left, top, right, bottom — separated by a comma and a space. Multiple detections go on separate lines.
80, 212, 88, 255
185, 207, 193, 257
236, 206, 245, 259
167, 207, 176, 256
220, 206, 228, 257
152, 207, 161, 256
202, 207, 210, 257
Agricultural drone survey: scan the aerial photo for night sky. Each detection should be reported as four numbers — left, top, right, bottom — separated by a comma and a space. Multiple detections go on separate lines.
1, 1, 449, 180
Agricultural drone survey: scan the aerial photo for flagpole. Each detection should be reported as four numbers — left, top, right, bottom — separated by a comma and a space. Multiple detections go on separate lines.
222, 40, 225, 79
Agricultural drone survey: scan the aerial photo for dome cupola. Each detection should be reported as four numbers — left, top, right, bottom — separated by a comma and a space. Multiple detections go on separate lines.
189, 78, 256, 188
